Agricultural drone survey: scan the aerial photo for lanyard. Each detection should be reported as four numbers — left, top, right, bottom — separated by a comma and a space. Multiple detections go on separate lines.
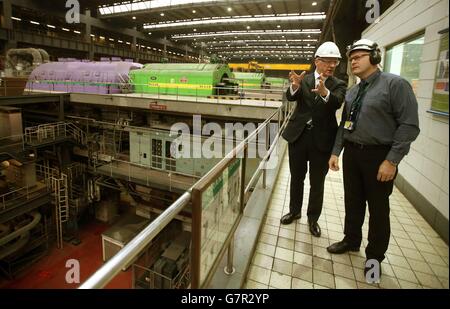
347, 81, 369, 122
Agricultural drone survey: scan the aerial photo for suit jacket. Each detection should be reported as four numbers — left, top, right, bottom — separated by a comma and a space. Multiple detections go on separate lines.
282, 73, 347, 153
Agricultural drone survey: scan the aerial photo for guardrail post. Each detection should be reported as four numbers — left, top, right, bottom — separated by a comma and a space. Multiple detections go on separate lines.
224, 236, 235, 275
240, 144, 248, 212
191, 188, 202, 289
263, 123, 270, 189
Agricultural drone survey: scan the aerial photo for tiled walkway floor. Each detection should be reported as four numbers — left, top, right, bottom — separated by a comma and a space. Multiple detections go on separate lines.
245, 153, 449, 289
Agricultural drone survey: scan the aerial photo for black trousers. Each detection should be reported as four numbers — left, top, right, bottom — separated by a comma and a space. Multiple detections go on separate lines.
342, 143, 395, 263
288, 128, 330, 222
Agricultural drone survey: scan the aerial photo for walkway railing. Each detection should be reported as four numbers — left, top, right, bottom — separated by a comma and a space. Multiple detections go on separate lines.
79, 96, 294, 289
25, 80, 285, 107
24, 121, 86, 146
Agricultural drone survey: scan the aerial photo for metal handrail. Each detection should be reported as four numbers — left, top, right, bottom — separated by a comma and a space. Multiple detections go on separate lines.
79, 99, 293, 289
24, 80, 285, 106
79, 191, 191, 289
0, 186, 30, 211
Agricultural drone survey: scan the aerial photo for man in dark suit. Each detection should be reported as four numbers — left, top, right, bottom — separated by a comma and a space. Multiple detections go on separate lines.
280, 41, 347, 237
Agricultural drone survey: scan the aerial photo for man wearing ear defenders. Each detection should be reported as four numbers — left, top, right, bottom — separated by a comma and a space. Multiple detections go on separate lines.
327, 39, 420, 279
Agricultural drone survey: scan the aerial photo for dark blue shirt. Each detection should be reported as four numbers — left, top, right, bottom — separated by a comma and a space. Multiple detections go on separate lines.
333, 70, 420, 163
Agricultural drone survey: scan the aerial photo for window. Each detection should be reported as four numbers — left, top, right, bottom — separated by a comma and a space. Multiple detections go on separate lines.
165, 141, 176, 171
431, 29, 449, 115
151, 138, 162, 169
385, 33, 425, 96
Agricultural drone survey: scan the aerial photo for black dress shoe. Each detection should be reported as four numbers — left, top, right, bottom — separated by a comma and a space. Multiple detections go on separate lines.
326, 240, 360, 254
280, 212, 301, 225
308, 220, 321, 237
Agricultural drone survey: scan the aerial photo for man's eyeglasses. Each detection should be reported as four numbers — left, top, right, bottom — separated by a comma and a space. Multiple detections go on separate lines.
318, 58, 340, 66
349, 53, 370, 62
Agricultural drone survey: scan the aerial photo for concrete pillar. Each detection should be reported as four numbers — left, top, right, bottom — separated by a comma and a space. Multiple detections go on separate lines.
84, 9, 94, 60
1, 0, 17, 52
163, 36, 167, 58
131, 27, 137, 51
1, 0, 12, 29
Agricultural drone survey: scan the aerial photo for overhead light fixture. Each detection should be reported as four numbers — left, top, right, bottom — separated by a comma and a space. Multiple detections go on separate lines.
62, 27, 70, 31
172, 29, 321, 40
126, 41, 131, 45
192, 10, 196, 13
312, 2, 318, 6
246, 26, 251, 29
118, 40, 123, 43
277, 25, 281, 28
74, 30, 81, 34
11, 17, 22, 21
99, 36, 105, 39
193, 28, 197, 31
267, 4, 272, 8
144, 13, 326, 29
227, 7, 232, 12
90, 34, 95, 37
109, 38, 114, 41
99, 1, 264, 16
132, 16, 136, 20
30, 21, 40, 25
47, 24, 56, 28
160, 13, 165, 16
148, 32, 152, 35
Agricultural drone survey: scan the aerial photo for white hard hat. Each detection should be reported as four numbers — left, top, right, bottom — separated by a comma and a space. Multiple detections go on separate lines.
347, 39, 378, 56
314, 41, 342, 59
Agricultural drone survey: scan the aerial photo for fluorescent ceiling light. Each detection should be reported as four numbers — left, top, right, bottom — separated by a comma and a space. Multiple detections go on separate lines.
144, 13, 326, 29
62, 27, 70, 31
47, 24, 56, 28
74, 30, 81, 34
172, 29, 321, 39
207, 45, 313, 50
205, 39, 318, 44
30, 21, 40, 25
99, 0, 216, 15
12, 17, 22, 21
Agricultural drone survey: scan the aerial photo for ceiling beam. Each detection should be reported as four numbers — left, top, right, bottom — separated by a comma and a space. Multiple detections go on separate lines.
11, 0, 196, 53
95, 0, 299, 18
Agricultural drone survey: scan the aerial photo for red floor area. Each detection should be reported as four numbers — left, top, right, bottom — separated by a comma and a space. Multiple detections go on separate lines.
0, 220, 132, 289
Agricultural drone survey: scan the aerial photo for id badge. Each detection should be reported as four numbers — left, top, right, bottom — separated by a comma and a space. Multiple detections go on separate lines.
344, 121, 354, 131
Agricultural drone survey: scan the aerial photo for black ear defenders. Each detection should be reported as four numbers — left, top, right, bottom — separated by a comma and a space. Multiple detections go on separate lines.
369, 42, 382, 65
347, 41, 382, 65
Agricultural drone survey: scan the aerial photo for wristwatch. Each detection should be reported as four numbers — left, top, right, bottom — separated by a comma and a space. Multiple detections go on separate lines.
388, 160, 398, 167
